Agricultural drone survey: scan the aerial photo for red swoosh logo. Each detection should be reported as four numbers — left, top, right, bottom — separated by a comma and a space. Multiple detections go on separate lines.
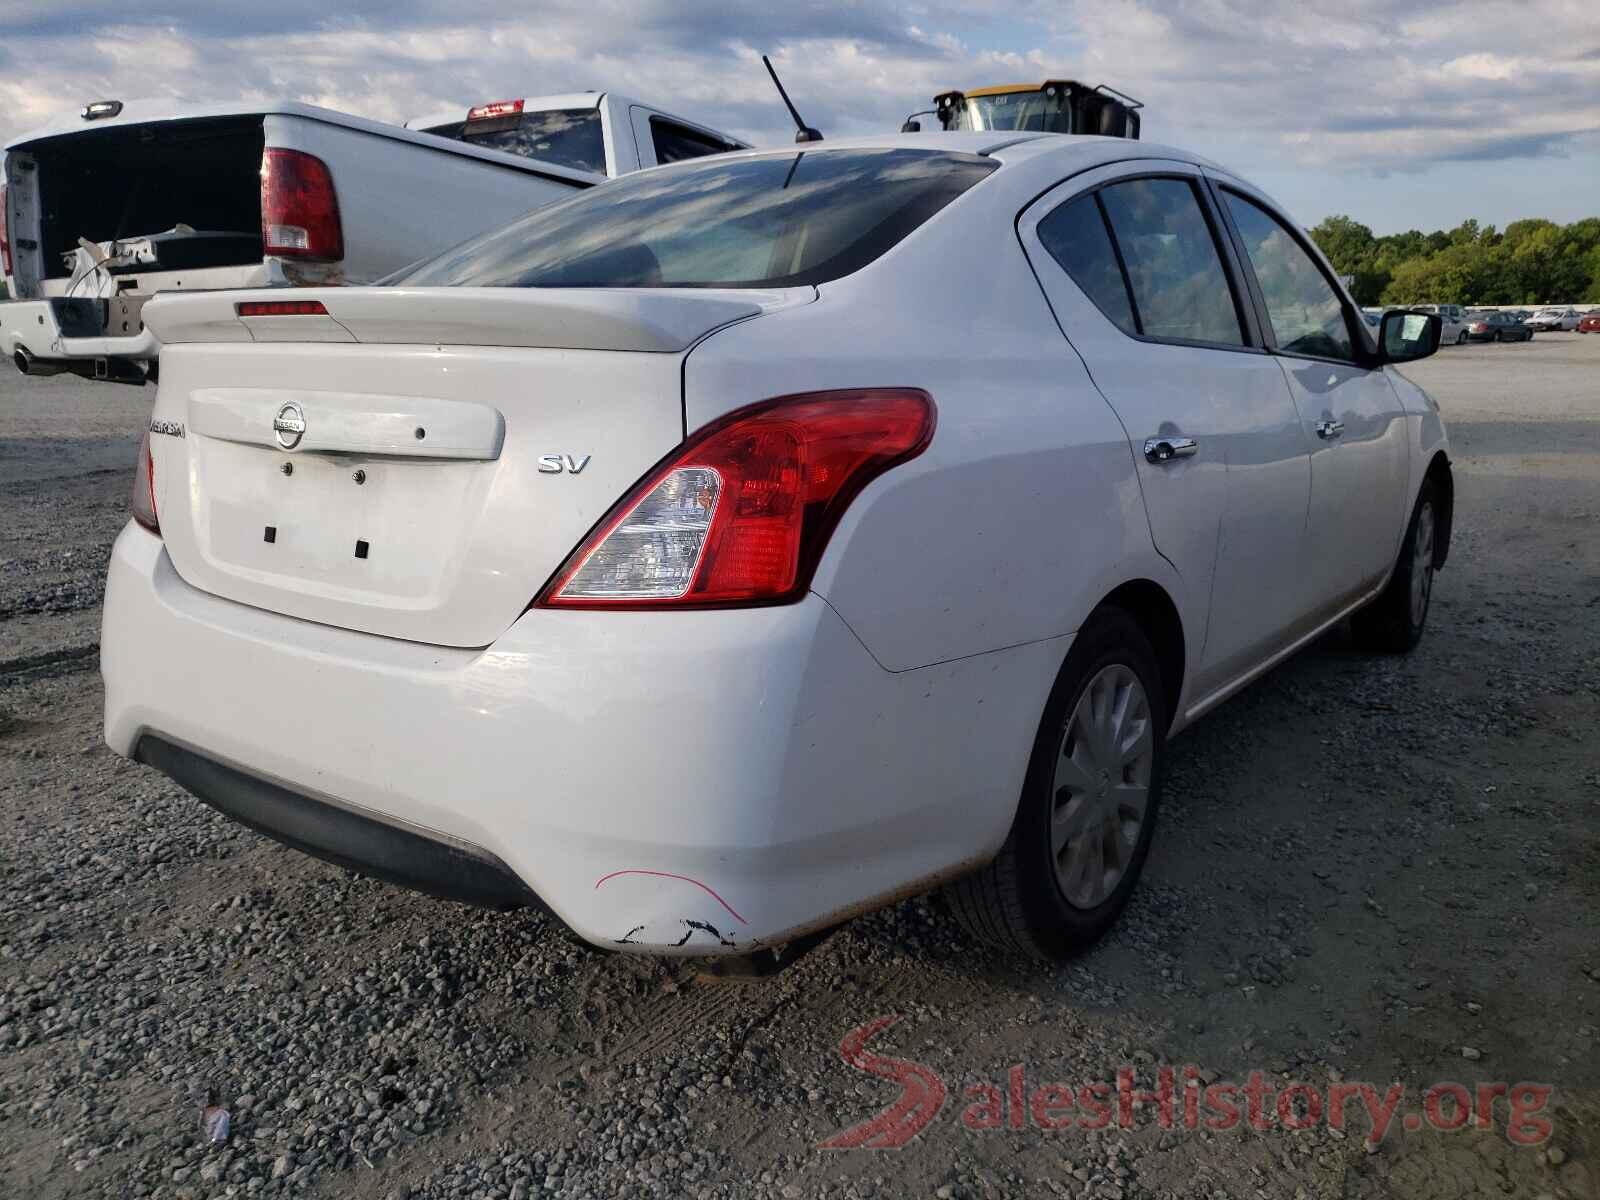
819, 1016, 947, 1149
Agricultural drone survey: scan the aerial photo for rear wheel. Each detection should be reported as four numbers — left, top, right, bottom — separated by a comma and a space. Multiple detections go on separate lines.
1456, 330, 1468, 344
944, 608, 1167, 959
1352, 479, 1437, 653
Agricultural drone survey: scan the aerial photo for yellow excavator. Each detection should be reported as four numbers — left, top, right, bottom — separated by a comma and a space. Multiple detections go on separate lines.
901, 81, 1143, 140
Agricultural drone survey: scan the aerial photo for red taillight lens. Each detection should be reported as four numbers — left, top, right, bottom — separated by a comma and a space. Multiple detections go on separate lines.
0, 183, 12, 277
131, 430, 159, 534
261, 148, 344, 261
236, 299, 328, 316
538, 389, 935, 609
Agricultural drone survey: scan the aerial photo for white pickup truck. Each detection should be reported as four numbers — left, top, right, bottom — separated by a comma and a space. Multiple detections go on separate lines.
0, 92, 744, 383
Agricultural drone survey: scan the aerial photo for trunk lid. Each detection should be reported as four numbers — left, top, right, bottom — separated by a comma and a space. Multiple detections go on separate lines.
143, 286, 808, 646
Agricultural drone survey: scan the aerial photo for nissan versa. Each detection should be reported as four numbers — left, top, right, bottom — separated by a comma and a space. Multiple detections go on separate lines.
102, 133, 1452, 962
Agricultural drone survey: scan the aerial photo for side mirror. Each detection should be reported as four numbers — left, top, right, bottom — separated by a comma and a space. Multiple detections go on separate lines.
1379, 310, 1441, 364
900, 119, 922, 133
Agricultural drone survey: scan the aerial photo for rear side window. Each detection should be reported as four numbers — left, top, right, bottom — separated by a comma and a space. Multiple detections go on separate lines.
1037, 194, 1137, 336
650, 118, 733, 164
1222, 192, 1355, 362
398, 148, 996, 289
1097, 179, 1244, 346
424, 108, 606, 175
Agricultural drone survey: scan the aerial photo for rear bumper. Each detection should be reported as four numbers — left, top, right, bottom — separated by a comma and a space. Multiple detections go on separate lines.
135, 735, 541, 910
102, 523, 1065, 953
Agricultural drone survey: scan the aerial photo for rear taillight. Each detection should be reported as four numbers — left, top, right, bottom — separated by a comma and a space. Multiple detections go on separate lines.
131, 430, 159, 534
0, 183, 11, 277
537, 390, 935, 609
261, 148, 343, 262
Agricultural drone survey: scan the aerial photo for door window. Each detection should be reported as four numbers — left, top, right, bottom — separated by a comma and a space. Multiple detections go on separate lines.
1038, 178, 1245, 347
1097, 178, 1245, 346
1222, 192, 1356, 362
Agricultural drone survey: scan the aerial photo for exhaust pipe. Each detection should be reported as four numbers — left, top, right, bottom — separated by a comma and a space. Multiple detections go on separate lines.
14, 347, 68, 377
13, 347, 146, 385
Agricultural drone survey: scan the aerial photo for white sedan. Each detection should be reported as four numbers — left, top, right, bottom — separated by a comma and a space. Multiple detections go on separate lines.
1525, 307, 1580, 332
103, 133, 1453, 963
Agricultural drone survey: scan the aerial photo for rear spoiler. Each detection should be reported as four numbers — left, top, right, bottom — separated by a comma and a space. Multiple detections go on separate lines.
143, 287, 776, 354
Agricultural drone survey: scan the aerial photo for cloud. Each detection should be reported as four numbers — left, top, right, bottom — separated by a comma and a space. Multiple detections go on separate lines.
0, 0, 1594, 185
1051, 0, 1600, 172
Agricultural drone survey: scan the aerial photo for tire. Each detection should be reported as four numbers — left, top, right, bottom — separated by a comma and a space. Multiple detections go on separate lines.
1352, 478, 1438, 654
1456, 330, 1467, 344
944, 607, 1167, 960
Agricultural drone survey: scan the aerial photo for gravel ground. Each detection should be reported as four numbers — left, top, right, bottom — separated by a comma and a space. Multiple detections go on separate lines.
1, 336, 1597, 1200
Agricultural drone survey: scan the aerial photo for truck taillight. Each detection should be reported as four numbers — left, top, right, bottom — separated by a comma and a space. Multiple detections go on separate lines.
0, 183, 11, 277
537, 390, 935, 609
261, 148, 344, 262
131, 430, 159, 534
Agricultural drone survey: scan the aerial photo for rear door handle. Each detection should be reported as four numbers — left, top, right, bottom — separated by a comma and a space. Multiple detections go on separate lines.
1315, 420, 1345, 440
1143, 436, 1198, 464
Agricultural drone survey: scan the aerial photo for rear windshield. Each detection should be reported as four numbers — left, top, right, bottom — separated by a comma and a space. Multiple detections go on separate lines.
395, 148, 997, 289
423, 107, 605, 175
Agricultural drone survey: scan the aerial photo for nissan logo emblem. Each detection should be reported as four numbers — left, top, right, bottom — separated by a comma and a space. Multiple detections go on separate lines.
273, 402, 307, 450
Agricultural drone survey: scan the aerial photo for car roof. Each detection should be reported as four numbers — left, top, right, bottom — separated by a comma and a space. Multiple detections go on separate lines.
701, 131, 1217, 171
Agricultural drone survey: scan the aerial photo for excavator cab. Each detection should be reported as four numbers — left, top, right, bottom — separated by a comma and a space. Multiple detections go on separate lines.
927, 81, 1142, 139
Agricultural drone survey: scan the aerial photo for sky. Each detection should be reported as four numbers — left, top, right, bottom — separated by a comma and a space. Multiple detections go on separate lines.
0, 0, 1595, 235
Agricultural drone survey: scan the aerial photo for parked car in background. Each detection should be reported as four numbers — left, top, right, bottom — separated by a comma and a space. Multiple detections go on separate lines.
1524, 307, 1580, 332
1465, 311, 1534, 342
1577, 310, 1600, 333
103, 134, 1452, 963
1410, 304, 1468, 344
0, 92, 745, 383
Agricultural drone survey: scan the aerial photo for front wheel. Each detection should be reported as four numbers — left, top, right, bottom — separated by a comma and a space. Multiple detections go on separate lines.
944, 608, 1167, 959
1352, 479, 1438, 653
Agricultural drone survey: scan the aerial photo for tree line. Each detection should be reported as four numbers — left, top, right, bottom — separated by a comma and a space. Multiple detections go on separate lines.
1309, 215, 1600, 307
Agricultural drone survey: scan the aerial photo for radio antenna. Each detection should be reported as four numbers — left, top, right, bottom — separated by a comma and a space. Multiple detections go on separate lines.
762, 54, 823, 143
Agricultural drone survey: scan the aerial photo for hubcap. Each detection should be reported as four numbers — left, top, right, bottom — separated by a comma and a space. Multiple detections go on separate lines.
1410, 501, 1435, 627
1051, 664, 1154, 910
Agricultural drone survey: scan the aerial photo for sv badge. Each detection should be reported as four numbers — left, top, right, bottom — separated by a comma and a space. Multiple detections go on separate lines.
537, 454, 592, 475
